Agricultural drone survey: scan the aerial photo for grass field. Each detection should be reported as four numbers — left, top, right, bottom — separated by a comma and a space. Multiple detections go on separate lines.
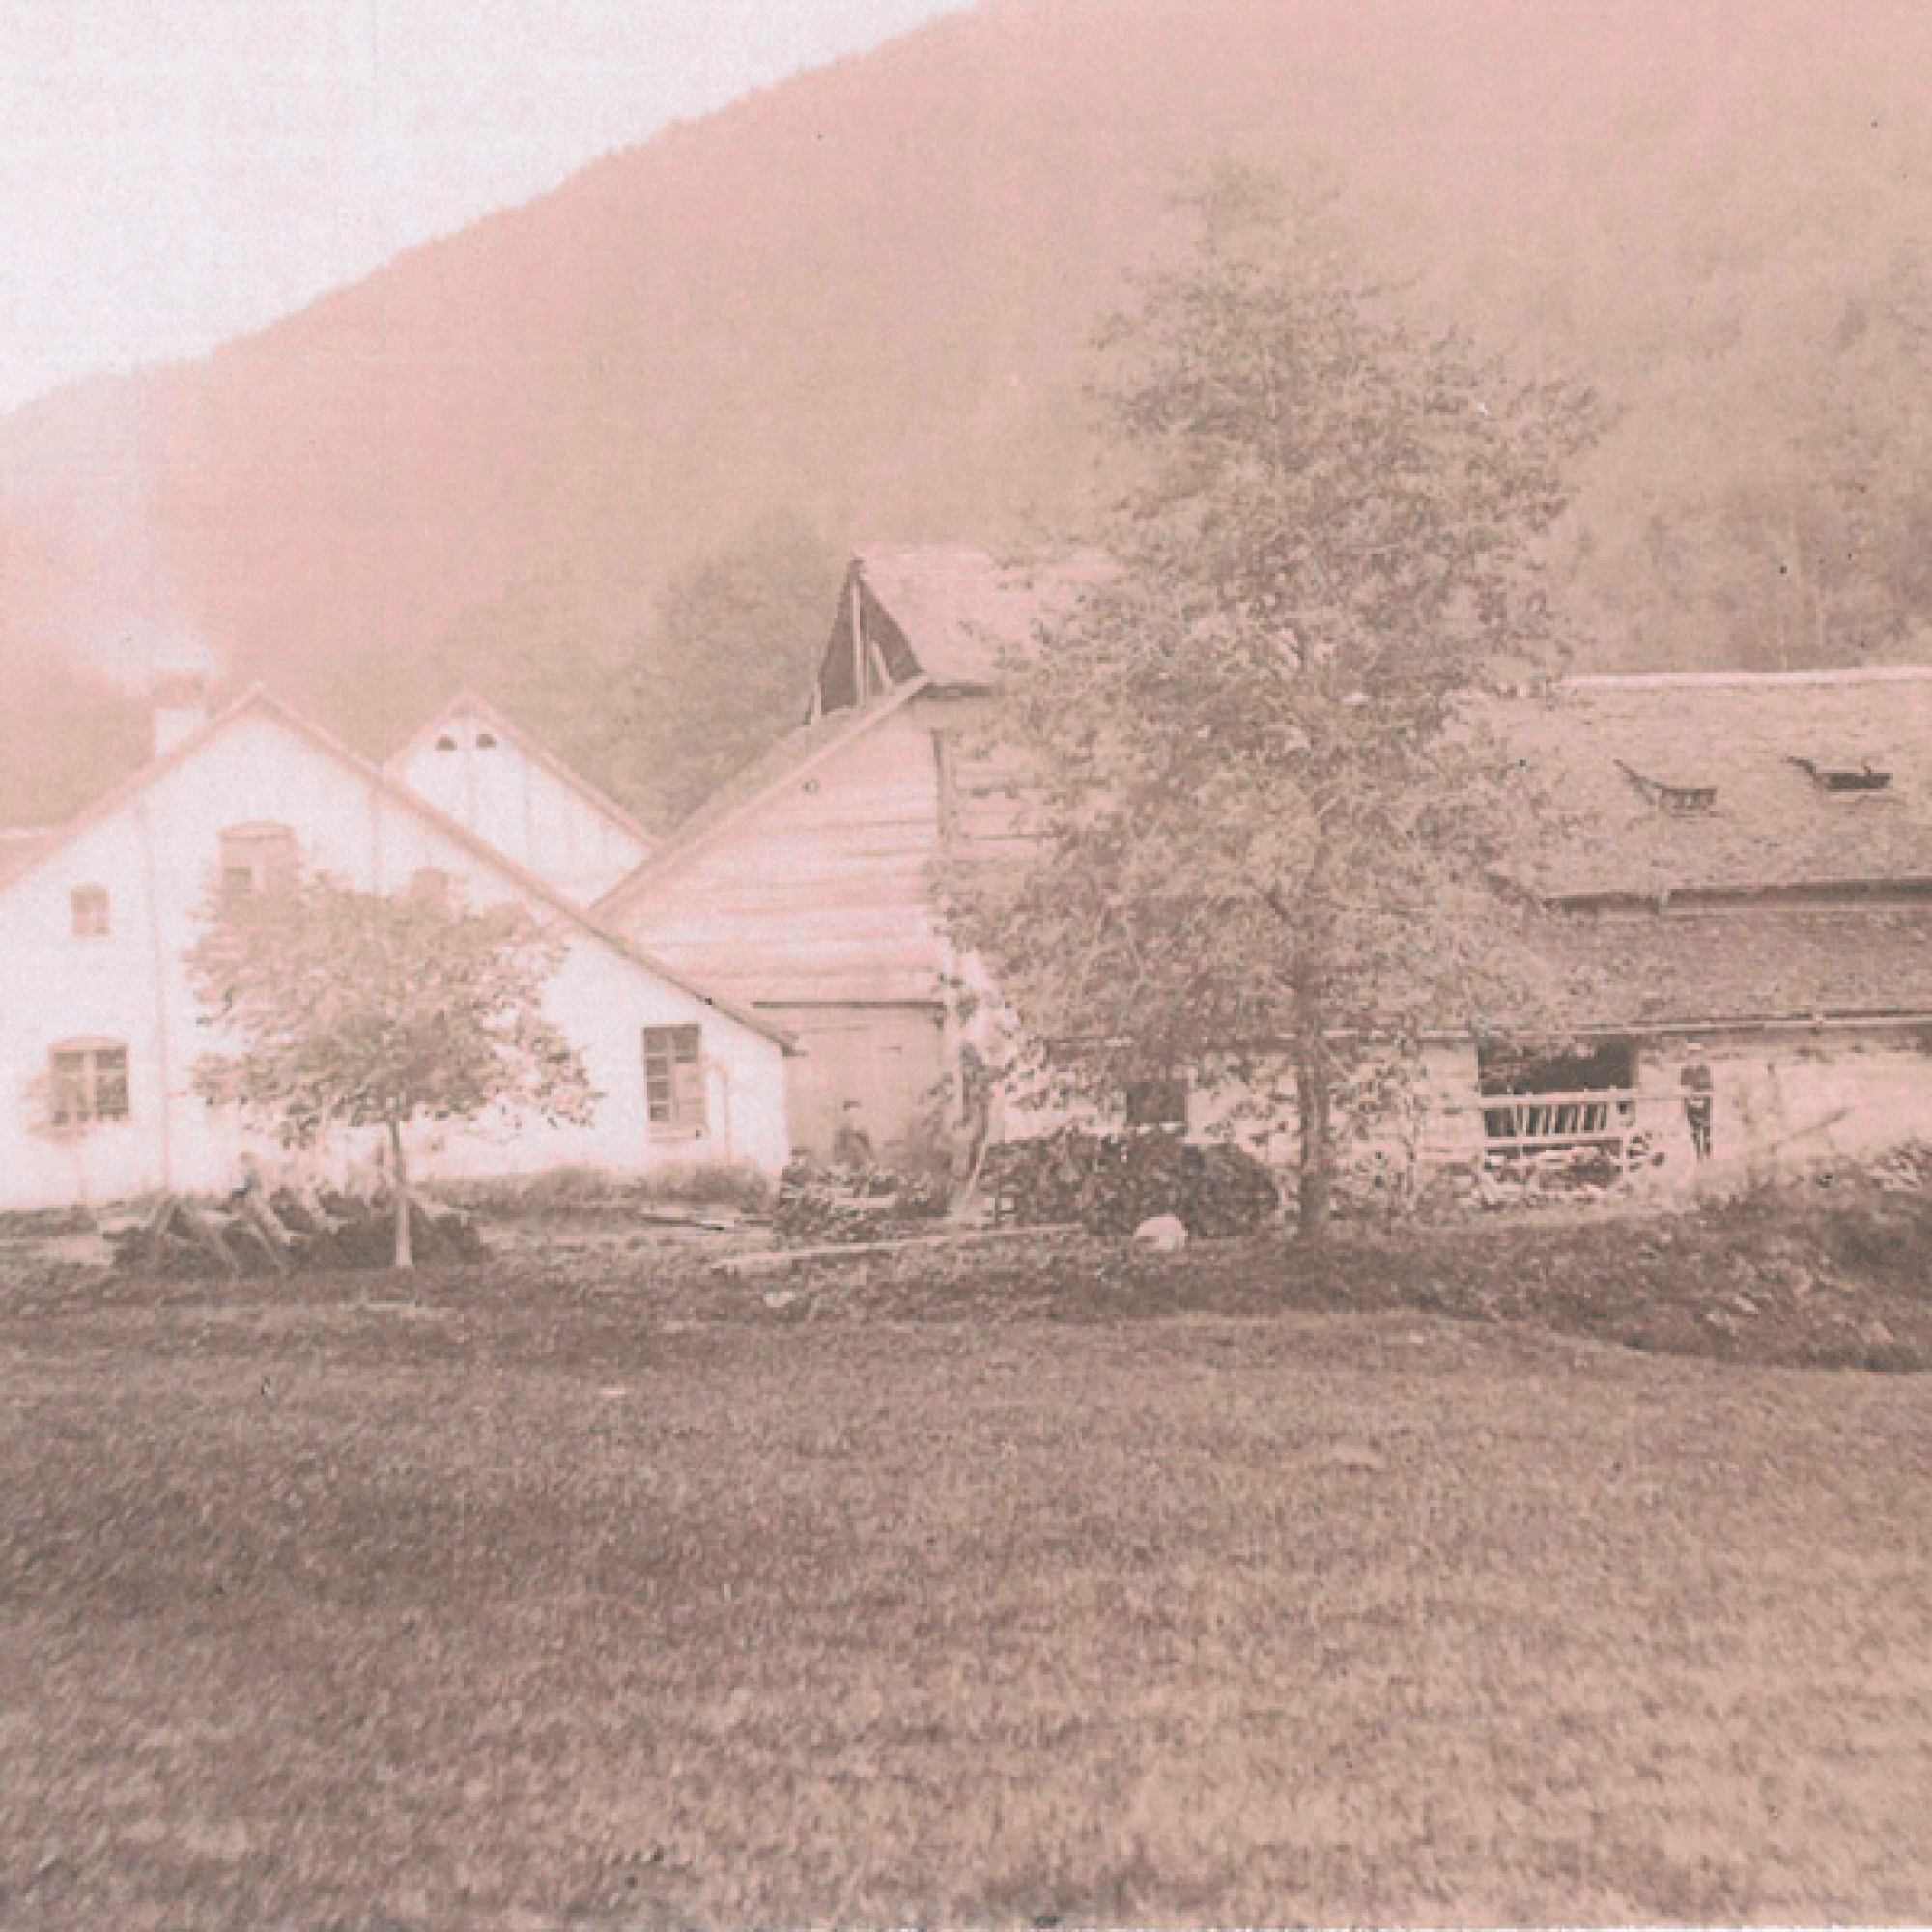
3, 1231, 1931, 1927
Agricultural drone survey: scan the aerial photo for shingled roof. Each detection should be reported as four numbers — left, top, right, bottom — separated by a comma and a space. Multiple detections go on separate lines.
1537, 902, 1932, 1031
1498, 667, 1932, 900
817, 546, 1110, 707
852, 546, 1053, 688
0, 828, 58, 890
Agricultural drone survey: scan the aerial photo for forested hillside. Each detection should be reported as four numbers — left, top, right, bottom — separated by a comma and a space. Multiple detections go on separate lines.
4, 0, 1930, 825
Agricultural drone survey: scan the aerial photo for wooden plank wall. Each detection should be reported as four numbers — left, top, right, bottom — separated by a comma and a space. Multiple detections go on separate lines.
617, 706, 950, 1006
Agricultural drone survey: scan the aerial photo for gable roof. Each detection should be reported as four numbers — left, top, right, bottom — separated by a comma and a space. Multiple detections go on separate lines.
0, 685, 792, 1052
1499, 666, 1932, 901
384, 685, 657, 858
849, 546, 1054, 688
0, 828, 59, 891
815, 546, 1112, 706
595, 682, 927, 918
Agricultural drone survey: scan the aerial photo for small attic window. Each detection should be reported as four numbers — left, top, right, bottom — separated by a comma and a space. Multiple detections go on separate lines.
475, 731, 498, 750
219, 822, 298, 896
1125, 1075, 1189, 1131
1615, 760, 1716, 816
435, 733, 459, 753
70, 884, 109, 938
1788, 756, 1891, 794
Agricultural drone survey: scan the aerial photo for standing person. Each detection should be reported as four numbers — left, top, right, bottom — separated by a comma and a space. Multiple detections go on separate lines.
833, 1098, 876, 1171
1680, 1048, 1715, 1161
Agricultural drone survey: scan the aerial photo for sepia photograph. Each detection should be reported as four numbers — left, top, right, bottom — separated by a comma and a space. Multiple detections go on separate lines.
3, 0, 1931, 1923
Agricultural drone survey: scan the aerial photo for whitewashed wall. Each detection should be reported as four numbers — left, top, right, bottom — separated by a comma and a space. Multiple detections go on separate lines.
0, 707, 787, 1211
1634, 1024, 1932, 1182
389, 702, 650, 907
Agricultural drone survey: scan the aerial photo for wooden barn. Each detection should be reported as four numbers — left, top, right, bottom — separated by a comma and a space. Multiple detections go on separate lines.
1460, 668, 1932, 1186
596, 546, 1064, 1163
601, 546, 1932, 1187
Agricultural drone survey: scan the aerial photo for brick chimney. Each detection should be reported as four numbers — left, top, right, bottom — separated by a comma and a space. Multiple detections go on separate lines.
151, 673, 211, 760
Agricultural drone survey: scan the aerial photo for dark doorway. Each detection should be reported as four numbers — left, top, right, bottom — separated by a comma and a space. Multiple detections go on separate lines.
1478, 1037, 1635, 1149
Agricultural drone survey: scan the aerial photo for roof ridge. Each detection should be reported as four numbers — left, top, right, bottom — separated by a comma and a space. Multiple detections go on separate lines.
384, 685, 658, 855
0, 684, 786, 1051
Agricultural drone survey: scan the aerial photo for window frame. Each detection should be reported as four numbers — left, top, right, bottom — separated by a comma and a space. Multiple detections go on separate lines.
642, 1024, 707, 1136
1124, 1075, 1190, 1132
69, 882, 110, 939
218, 822, 298, 898
49, 1039, 130, 1127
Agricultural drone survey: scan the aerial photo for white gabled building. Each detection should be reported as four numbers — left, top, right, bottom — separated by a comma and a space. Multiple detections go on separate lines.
384, 687, 655, 906
0, 686, 791, 1212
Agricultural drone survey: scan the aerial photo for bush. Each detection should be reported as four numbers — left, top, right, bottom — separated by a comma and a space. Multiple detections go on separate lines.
440, 1163, 771, 1220
985, 1130, 1280, 1237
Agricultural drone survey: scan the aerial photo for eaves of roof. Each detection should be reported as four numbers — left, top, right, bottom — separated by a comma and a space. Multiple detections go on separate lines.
0, 685, 794, 1055
384, 685, 659, 858
595, 678, 929, 919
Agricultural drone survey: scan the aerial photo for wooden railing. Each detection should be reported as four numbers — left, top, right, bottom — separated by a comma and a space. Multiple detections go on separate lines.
1424, 1086, 1689, 1180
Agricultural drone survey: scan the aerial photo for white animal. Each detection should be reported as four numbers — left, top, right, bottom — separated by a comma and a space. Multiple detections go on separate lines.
1134, 1214, 1188, 1253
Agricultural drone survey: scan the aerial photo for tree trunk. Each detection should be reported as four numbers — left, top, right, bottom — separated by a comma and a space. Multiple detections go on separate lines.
1293, 977, 1334, 1244
386, 1117, 413, 1271
1288, 827, 1339, 1246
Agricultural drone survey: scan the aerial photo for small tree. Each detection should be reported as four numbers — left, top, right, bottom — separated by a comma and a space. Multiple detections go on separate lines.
946, 171, 1596, 1238
186, 870, 597, 1266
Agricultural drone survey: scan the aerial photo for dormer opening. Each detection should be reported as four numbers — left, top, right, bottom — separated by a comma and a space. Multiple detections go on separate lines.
1787, 756, 1892, 793
1615, 760, 1717, 816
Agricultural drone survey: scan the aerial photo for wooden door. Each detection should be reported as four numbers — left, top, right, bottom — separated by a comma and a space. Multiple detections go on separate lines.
763, 1005, 947, 1164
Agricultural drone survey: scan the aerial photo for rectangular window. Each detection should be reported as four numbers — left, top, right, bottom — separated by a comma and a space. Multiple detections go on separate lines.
70, 884, 109, 938
218, 823, 298, 896
51, 1044, 129, 1126
642, 1025, 706, 1134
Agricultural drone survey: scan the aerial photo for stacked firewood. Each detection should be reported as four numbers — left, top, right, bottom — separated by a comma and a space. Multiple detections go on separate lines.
985, 1129, 1280, 1237
772, 1160, 951, 1244
107, 1187, 485, 1275
1866, 1143, 1932, 1192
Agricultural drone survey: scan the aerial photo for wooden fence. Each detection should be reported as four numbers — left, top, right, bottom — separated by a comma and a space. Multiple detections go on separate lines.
1421, 1085, 1689, 1181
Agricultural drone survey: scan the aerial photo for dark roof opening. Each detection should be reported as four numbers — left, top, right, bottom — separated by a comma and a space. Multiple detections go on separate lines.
1788, 756, 1891, 793
1615, 760, 1717, 815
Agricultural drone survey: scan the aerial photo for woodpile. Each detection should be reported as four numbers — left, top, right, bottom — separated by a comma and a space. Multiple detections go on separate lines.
106, 1188, 486, 1275
1470, 1133, 1663, 1209
1866, 1143, 1932, 1192
772, 1161, 950, 1245
985, 1128, 1280, 1237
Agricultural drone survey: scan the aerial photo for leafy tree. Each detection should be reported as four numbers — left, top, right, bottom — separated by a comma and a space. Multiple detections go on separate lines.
1576, 242, 1932, 669
613, 515, 844, 827
946, 171, 1595, 1238
186, 870, 597, 1266
422, 564, 645, 814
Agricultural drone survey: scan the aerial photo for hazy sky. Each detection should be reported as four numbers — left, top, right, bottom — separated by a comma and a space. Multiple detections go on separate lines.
0, 0, 975, 414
